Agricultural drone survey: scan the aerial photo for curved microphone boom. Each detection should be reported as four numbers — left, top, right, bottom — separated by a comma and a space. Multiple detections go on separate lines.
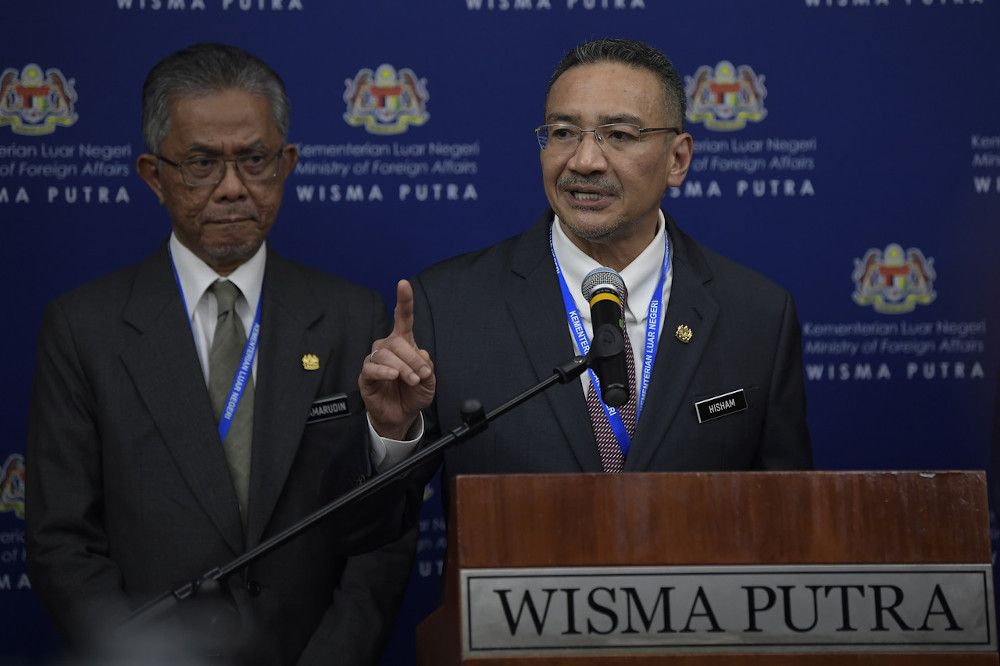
581, 268, 629, 408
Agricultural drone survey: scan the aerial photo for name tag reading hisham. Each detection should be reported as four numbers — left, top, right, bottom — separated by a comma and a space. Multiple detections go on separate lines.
694, 389, 748, 423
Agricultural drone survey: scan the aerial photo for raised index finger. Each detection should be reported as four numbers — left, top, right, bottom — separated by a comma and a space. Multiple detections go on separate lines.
391, 279, 415, 340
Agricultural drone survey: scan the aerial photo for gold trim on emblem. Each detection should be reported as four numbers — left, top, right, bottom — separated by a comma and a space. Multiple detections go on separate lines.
675, 325, 693, 344
302, 354, 320, 371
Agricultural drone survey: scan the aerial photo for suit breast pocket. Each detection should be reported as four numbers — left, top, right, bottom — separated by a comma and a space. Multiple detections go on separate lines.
683, 386, 763, 469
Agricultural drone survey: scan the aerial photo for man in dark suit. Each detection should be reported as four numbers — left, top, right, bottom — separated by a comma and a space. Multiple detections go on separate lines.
26, 43, 433, 666
362, 39, 811, 486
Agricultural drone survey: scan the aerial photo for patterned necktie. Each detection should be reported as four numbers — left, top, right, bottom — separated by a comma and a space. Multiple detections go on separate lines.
586, 324, 637, 473
208, 280, 253, 522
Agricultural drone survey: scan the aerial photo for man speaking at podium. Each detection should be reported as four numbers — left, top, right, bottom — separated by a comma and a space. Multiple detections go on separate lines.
26, 43, 431, 665
362, 39, 812, 495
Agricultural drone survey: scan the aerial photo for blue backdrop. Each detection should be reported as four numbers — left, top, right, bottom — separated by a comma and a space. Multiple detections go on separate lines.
2, 1, 998, 663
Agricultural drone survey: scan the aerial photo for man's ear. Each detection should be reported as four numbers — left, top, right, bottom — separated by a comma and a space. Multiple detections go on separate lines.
666, 132, 694, 188
281, 143, 299, 175
136, 153, 166, 205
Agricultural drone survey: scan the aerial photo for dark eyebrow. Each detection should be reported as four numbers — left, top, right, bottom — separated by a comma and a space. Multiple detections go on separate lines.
543, 112, 645, 126
598, 114, 643, 126
544, 112, 580, 125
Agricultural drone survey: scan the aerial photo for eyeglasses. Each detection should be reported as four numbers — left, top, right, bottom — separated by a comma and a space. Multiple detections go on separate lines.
155, 149, 285, 187
535, 123, 680, 154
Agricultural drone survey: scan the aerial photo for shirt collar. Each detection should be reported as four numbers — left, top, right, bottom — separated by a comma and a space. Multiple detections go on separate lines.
168, 234, 266, 318
551, 210, 668, 324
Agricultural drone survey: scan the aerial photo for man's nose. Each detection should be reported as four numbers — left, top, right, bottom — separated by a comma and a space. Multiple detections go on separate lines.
567, 131, 608, 173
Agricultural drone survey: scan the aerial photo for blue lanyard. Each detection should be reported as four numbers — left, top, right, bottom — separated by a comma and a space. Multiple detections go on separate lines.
169, 246, 262, 441
636, 242, 668, 421
549, 225, 670, 457
216, 300, 260, 441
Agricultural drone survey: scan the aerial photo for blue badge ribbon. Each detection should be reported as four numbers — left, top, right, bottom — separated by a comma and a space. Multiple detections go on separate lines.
549, 224, 670, 458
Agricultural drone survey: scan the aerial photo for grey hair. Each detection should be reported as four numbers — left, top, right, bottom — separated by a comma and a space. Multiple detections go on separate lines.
544, 38, 686, 131
141, 42, 290, 153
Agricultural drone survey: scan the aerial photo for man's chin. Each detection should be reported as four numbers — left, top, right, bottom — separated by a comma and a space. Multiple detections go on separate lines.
558, 214, 622, 243
202, 241, 262, 266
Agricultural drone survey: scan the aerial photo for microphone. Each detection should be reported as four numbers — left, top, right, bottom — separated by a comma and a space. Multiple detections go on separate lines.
581, 268, 629, 408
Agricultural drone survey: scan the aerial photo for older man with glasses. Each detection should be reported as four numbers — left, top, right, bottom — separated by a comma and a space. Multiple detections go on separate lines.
362, 38, 812, 512
26, 42, 433, 666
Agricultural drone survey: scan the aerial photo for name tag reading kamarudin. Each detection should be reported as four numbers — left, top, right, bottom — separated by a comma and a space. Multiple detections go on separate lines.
307, 393, 355, 424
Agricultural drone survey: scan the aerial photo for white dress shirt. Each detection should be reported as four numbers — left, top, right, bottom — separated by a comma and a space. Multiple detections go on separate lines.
169, 233, 264, 385
550, 211, 674, 398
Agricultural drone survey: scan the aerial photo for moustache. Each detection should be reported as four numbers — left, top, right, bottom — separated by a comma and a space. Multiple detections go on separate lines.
557, 175, 623, 197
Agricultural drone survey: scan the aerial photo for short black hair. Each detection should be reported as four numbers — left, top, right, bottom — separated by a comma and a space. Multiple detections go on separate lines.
545, 38, 685, 130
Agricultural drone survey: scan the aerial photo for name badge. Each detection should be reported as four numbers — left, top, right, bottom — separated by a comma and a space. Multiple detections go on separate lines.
695, 389, 748, 423
307, 393, 355, 424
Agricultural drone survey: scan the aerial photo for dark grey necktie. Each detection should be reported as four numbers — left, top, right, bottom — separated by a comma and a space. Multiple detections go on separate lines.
208, 280, 253, 522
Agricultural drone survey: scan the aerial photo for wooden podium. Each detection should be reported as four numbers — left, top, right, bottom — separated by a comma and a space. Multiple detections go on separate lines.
416, 471, 997, 665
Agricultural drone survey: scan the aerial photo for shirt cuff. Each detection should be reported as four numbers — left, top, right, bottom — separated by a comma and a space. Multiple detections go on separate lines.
368, 413, 424, 472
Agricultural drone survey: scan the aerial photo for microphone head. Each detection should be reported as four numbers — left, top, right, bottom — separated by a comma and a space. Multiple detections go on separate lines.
581, 267, 626, 303
582, 268, 629, 408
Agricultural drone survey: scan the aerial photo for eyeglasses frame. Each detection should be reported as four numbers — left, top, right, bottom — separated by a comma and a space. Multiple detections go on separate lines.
155, 147, 287, 187
535, 123, 681, 152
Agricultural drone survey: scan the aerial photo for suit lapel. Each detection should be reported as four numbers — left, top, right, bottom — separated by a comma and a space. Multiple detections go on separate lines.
244, 250, 325, 547
506, 213, 603, 472
119, 244, 245, 553
626, 218, 720, 471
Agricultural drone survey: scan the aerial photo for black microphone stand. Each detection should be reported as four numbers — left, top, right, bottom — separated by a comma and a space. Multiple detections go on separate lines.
114, 350, 602, 646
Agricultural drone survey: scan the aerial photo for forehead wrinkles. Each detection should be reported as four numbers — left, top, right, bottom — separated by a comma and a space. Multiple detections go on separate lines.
165, 93, 280, 154
545, 63, 670, 126
168, 132, 275, 160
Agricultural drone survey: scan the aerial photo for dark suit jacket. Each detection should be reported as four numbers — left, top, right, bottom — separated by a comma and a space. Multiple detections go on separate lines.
26, 242, 420, 666
412, 210, 812, 484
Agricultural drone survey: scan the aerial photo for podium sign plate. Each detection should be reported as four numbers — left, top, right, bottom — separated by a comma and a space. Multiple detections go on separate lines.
461, 564, 996, 656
